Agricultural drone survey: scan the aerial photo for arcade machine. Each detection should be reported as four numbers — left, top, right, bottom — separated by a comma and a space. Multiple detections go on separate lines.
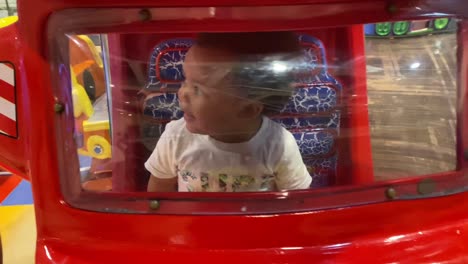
365, 17, 457, 37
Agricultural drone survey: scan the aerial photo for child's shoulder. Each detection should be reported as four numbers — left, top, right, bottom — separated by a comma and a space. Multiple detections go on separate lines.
160, 118, 195, 147
262, 117, 296, 143
260, 117, 299, 159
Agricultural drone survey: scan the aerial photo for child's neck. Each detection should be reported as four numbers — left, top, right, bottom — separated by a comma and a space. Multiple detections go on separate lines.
209, 117, 263, 143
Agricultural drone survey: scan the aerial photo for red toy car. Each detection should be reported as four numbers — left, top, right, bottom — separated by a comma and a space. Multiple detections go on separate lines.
0, 0, 467, 263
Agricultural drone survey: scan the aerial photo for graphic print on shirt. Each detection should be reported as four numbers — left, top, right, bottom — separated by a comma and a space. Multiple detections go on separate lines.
177, 166, 280, 192
218, 174, 228, 192
179, 169, 197, 192
200, 172, 209, 191
232, 175, 255, 192
260, 173, 276, 190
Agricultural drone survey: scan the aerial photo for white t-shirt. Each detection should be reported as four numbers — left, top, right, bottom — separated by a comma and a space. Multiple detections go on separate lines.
145, 116, 312, 192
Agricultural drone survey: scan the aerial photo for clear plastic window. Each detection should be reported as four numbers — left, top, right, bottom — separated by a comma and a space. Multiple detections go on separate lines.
366, 25, 458, 180
48, 7, 467, 214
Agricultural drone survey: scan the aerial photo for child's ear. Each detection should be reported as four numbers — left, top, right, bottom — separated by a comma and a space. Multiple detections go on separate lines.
238, 102, 263, 119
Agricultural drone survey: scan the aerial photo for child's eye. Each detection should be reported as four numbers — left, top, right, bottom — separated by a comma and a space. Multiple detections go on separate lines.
193, 85, 201, 95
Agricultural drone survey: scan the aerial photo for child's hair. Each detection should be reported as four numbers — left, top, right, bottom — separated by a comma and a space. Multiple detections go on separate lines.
195, 32, 303, 114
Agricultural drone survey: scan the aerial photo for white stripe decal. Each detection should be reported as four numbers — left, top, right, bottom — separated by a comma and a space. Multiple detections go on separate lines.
0, 63, 15, 86
0, 96, 16, 121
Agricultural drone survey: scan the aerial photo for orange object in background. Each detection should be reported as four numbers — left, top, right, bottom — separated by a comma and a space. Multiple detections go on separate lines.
68, 35, 113, 189
69, 35, 106, 102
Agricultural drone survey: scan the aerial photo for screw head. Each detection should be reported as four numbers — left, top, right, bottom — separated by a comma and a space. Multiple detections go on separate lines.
149, 200, 160, 210
139, 9, 152, 22
386, 187, 397, 199
387, 3, 398, 14
54, 102, 65, 113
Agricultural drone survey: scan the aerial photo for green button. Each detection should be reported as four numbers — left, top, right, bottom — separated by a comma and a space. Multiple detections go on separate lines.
434, 18, 449, 30
393, 21, 410, 36
376, 22, 392, 36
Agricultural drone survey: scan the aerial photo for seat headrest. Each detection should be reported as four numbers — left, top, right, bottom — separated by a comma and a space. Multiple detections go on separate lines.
146, 38, 194, 91
298, 34, 327, 76
146, 35, 329, 91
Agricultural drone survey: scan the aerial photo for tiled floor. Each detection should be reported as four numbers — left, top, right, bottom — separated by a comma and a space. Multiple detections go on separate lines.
1, 180, 33, 206
0, 172, 35, 264
366, 33, 457, 181
0, 172, 33, 206
0, 205, 36, 264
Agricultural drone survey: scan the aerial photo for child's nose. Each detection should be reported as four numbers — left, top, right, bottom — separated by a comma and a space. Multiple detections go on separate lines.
178, 83, 189, 105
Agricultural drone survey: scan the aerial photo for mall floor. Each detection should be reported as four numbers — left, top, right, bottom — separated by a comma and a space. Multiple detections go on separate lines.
366, 33, 457, 180
0, 32, 459, 263
0, 173, 34, 264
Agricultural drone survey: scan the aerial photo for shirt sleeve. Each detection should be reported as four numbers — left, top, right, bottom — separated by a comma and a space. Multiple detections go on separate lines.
275, 131, 312, 190
144, 122, 177, 179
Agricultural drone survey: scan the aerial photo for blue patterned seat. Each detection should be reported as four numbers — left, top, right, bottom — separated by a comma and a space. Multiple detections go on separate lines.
141, 39, 192, 149
142, 35, 341, 188
271, 34, 341, 187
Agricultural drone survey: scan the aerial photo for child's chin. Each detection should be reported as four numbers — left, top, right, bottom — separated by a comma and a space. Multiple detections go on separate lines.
185, 123, 202, 134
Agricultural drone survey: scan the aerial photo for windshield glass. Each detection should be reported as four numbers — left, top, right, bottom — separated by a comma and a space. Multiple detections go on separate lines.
48, 7, 467, 215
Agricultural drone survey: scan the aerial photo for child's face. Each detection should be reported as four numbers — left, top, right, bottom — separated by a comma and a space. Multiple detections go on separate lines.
178, 46, 248, 136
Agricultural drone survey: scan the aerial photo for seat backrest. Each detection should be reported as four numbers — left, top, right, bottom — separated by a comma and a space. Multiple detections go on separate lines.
141, 34, 342, 187
271, 34, 341, 187
141, 39, 192, 150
